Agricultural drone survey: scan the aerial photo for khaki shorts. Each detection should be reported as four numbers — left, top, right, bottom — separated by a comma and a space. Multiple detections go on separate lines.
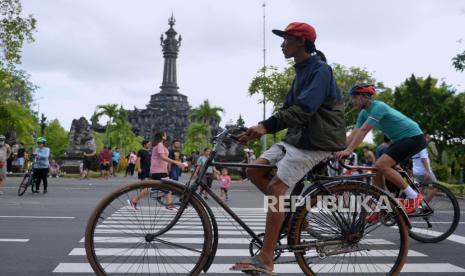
414, 173, 438, 184
260, 142, 331, 192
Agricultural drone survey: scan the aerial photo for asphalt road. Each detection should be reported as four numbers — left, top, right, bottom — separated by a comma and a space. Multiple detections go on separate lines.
1, 175, 465, 275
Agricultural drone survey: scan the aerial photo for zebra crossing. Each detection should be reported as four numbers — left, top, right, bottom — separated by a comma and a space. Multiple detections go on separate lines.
53, 207, 465, 274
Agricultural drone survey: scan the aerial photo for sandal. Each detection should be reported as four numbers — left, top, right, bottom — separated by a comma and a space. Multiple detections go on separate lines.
230, 255, 276, 276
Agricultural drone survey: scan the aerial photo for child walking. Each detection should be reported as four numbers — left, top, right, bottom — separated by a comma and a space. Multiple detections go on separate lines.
218, 168, 231, 201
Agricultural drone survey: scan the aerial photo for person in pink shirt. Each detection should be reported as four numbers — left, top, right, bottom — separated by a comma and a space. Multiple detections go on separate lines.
129, 131, 185, 210
218, 168, 232, 201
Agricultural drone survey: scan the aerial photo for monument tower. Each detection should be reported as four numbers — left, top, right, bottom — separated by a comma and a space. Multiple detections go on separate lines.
128, 15, 190, 141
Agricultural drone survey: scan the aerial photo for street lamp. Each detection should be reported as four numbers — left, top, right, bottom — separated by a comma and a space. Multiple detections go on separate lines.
261, 0, 267, 152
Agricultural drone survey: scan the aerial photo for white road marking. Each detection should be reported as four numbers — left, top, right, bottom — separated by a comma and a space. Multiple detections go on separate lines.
53, 262, 465, 273
69, 247, 426, 257
0, 239, 29, 242
0, 216, 75, 219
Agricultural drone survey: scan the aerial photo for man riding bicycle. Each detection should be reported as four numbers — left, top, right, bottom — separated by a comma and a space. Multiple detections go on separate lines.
335, 84, 426, 215
232, 22, 346, 275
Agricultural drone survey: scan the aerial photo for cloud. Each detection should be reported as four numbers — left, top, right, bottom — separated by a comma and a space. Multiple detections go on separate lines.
19, 0, 465, 131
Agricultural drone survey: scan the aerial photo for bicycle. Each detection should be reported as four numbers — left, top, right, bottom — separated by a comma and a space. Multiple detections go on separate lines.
336, 161, 460, 243
17, 162, 37, 196
85, 128, 411, 275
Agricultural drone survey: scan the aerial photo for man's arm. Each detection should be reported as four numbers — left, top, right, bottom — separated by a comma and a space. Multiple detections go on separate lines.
336, 122, 374, 159
346, 128, 360, 146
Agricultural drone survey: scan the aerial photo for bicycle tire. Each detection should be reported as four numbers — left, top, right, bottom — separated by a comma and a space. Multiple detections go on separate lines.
85, 180, 213, 275
17, 172, 31, 196
290, 182, 410, 276
408, 182, 460, 243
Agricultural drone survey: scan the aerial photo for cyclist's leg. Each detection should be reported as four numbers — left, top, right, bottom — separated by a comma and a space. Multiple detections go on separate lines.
260, 177, 288, 270
246, 158, 273, 193
374, 154, 407, 189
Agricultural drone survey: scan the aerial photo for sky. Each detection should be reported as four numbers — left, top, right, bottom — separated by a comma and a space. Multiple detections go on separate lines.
19, 0, 465, 131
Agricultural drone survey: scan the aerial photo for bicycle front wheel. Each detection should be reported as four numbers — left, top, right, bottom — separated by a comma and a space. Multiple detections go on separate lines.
85, 180, 213, 275
290, 182, 410, 275
408, 182, 460, 243
18, 173, 31, 196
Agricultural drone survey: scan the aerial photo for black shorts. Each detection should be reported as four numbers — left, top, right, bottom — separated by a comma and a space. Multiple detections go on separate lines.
138, 167, 151, 180
100, 163, 110, 171
112, 161, 119, 167
384, 134, 426, 163
151, 173, 168, 180
83, 159, 92, 170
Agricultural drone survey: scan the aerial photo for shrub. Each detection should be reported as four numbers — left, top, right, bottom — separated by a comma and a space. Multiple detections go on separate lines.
432, 163, 450, 182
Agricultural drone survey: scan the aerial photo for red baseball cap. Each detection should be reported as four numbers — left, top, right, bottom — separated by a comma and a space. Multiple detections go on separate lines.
272, 22, 317, 42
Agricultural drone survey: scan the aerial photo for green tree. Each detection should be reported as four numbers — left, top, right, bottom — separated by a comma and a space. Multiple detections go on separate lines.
182, 123, 210, 155
452, 50, 465, 72
248, 62, 295, 113
393, 75, 465, 163
0, 0, 36, 67
0, 100, 37, 143
332, 64, 392, 129
93, 104, 119, 146
189, 100, 224, 124
45, 119, 68, 156
249, 63, 390, 130
236, 115, 245, 128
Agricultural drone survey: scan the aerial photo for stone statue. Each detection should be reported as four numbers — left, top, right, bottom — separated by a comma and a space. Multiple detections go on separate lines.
67, 117, 96, 156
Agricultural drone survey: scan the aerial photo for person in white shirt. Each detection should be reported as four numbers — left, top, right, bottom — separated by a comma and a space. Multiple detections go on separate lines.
411, 134, 436, 184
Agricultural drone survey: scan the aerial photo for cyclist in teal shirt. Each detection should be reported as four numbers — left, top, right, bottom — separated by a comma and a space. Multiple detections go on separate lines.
336, 84, 426, 214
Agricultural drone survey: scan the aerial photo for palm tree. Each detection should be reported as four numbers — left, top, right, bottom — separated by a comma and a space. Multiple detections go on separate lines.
189, 100, 224, 125
93, 104, 119, 146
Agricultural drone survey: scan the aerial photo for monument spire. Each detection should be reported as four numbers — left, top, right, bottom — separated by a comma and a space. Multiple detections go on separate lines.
159, 14, 182, 94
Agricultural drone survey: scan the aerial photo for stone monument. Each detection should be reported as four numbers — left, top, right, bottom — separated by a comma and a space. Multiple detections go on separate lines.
128, 15, 190, 142
60, 117, 97, 173
66, 117, 96, 156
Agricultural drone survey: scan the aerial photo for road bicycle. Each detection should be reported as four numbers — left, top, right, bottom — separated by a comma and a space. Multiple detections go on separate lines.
85, 128, 411, 275
17, 162, 37, 196
334, 161, 460, 243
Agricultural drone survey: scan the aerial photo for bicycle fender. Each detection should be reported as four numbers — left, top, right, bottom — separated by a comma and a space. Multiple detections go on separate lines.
160, 179, 219, 273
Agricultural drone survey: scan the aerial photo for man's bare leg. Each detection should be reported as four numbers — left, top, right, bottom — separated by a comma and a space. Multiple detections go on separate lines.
257, 177, 288, 271
246, 158, 273, 194
374, 155, 408, 190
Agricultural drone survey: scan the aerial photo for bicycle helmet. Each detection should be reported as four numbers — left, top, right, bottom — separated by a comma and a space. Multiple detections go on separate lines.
349, 83, 376, 96
36, 137, 47, 144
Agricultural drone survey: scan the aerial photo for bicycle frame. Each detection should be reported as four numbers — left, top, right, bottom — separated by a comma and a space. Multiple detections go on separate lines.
176, 129, 306, 247
338, 161, 436, 217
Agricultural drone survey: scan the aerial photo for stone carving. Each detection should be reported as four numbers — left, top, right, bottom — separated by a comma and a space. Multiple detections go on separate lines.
66, 117, 96, 156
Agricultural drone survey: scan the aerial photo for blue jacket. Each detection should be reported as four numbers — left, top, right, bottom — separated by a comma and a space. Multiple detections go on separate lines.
33, 147, 50, 169
261, 55, 346, 151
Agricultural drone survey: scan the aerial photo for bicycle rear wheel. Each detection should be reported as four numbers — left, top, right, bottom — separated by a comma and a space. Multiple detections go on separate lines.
408, 182, 460, 243
290, 182, 410, 275
85, 180, 213, 275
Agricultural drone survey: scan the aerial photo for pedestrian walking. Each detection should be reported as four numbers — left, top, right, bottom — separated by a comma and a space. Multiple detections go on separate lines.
99, 146, 112, 180
125, 151, 137, 177
129, 131, 185, 210
112, 147, 120, 176
218, 168, 232, 201
16, 142, 25, 173
194, 148, 219, 200
137, 140, 151, 180
168, 139, 184, 181
81, 149, 95, 180
0, 135, 12, 195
